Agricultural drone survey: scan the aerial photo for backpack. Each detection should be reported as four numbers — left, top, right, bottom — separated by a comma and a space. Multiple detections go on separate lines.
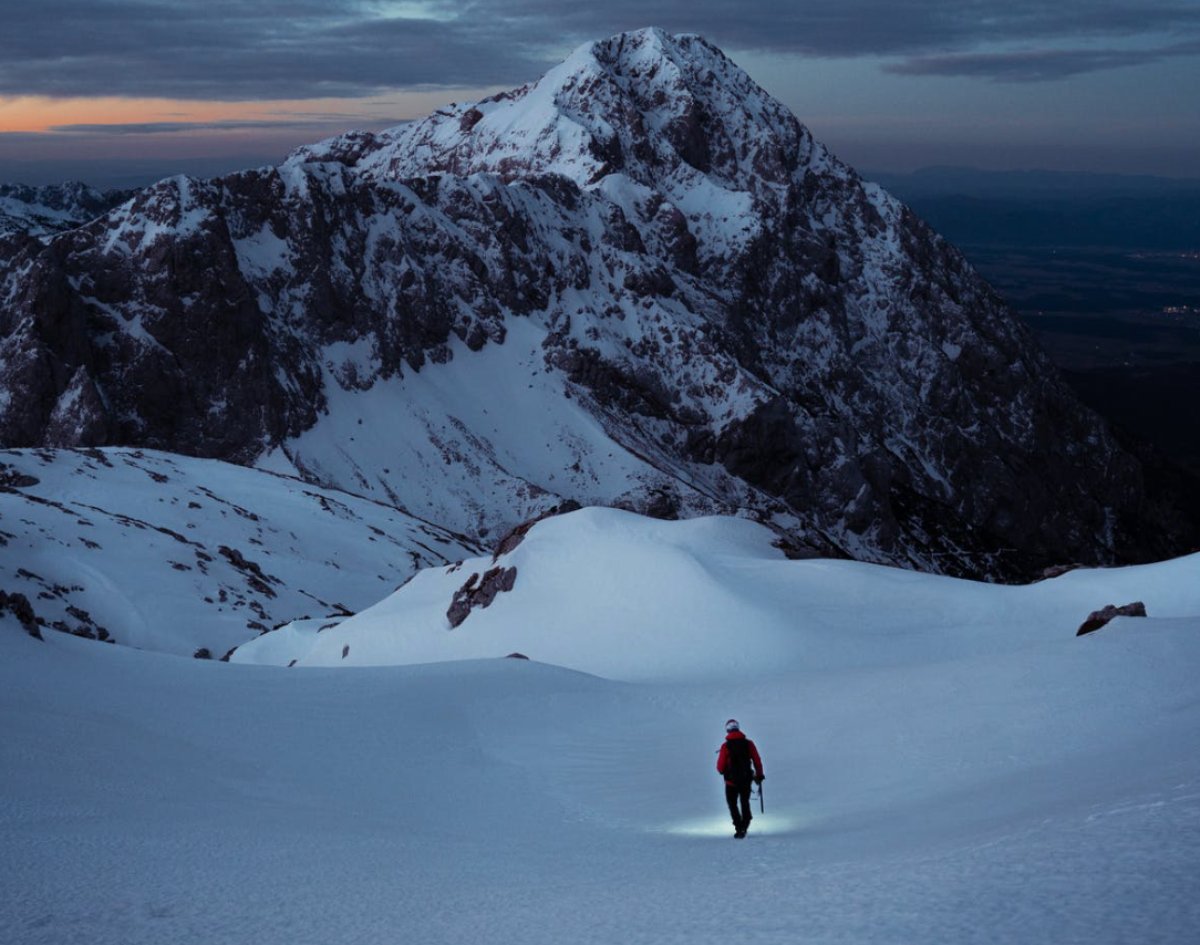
724, 737, 753, 786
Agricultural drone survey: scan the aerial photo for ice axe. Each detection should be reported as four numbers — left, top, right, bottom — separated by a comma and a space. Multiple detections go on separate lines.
754, 778, 764, 813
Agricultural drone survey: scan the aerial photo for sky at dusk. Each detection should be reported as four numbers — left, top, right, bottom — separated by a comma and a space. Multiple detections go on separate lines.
1, 1, 1198, 187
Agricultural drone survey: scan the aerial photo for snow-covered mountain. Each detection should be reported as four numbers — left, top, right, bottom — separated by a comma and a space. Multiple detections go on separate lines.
0, 28, 1192, 577
0, 182, 132, 239
4, 506, 1199, 944
0, 446, 479, 657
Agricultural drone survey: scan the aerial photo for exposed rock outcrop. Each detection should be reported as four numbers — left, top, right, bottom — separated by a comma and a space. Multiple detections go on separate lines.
1076, 601, 1148, 636
0, 589, 41, 639
447, 566, 518, 628
492, 501, 583, 560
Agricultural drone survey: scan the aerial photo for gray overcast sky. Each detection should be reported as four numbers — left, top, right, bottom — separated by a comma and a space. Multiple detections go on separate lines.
1, 1, 1197, 185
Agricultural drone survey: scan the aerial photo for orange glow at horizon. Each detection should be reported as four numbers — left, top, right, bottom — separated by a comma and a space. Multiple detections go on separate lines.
0, 87, 505, 134
0, 97, 285, 132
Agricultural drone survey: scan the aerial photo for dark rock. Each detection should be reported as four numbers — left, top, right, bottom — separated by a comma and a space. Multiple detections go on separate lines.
771, 536, 845, 561
1041, 563, 1084, 580
492, 501, 582, 559
0, 464, 39, 489
459, 108, 484, 133
1, 589, 42, 639
1076, 601, 1148, 636
446, 574, 478, 628
447, 565, 518, 628
505, 652, 530, 660
641, 487, 681, 521
217, 545, 279, 598
193, 647, 212, 659
65, 604, 94, 625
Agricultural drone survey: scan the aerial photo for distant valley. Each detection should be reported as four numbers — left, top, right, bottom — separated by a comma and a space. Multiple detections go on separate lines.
876, 167, 1200, 481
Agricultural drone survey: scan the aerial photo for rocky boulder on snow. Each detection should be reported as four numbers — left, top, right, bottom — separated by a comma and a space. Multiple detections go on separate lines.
1076, 601, 1148, 636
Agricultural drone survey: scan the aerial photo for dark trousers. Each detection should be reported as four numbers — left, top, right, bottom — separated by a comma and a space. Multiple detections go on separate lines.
725, 782, 753, 829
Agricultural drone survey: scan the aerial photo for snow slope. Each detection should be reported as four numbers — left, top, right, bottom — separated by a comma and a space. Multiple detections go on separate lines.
257, 316, 728, 541
234, 506, 1200, 680
3, 534, 1199, 944
0, 447, 479, 656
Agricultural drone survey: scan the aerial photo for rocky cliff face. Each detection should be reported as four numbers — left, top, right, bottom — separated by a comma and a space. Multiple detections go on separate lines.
0, 29, 1190, 578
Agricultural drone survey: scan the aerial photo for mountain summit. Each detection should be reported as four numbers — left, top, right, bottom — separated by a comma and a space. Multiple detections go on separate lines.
302, 29, 821, 194
0, 28, 1191, 578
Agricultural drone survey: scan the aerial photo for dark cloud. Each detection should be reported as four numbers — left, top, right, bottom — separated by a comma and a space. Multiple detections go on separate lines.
459, 1, 1200, 57
0, 1, 550, 100
887, 39, 1200, 82
1, 1, 1198, 100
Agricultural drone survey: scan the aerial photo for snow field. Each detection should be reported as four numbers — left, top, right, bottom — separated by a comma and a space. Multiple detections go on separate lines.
4, 512, 1200, 944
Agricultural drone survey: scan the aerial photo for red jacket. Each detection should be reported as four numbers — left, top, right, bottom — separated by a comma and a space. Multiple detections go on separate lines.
717, 730, 763, 785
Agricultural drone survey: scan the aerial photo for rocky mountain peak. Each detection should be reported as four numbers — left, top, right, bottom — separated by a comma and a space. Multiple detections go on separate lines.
291, 28, 834, 284
297, 28, 816, 195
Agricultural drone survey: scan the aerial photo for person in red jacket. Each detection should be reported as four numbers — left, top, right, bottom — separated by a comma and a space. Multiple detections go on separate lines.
716, 718, 764, 838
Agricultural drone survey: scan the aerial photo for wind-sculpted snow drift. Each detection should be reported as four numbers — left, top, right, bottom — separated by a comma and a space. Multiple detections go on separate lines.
0, 28, 1191, 578
232, 506, 1200, 678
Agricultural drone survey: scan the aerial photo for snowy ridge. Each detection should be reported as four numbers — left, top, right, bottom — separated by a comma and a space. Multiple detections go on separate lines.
0, 447, 479, 656
234, 506, 1200, 679
0, 182, 132, 240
